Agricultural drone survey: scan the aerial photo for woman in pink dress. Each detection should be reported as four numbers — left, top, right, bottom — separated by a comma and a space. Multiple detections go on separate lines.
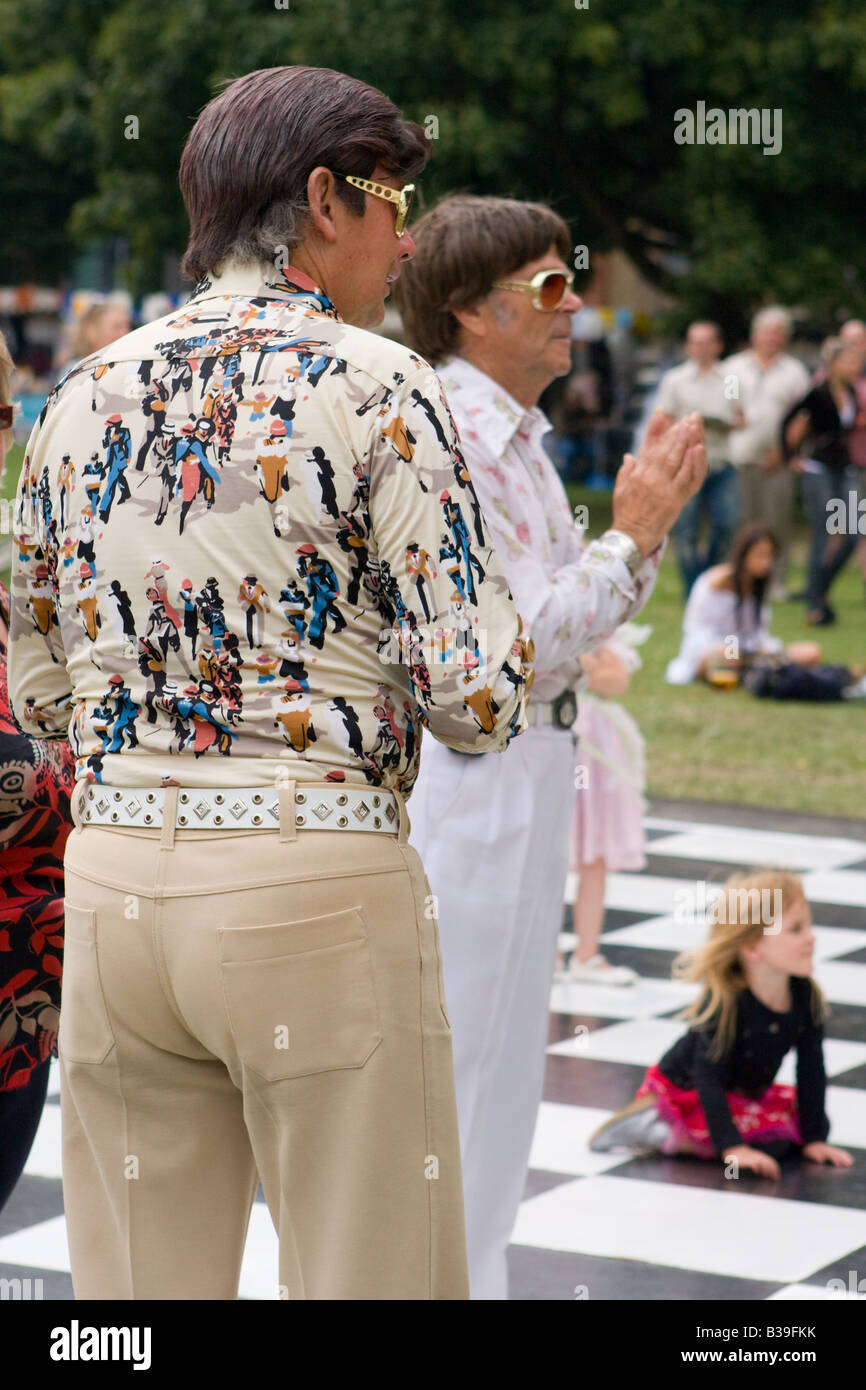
558, 624, 650, 986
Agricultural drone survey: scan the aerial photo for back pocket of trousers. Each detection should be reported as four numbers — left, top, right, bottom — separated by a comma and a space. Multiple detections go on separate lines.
58, 904, 116, 1065
218, 906, 383, 1081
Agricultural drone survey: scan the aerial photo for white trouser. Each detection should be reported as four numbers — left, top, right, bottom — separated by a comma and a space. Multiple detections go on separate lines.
408, 725, 577, 1299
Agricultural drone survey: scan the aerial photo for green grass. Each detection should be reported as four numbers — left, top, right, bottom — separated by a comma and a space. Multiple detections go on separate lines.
0, 441, 22, 591
566, 482, 866, 819
2, 447, 862, 816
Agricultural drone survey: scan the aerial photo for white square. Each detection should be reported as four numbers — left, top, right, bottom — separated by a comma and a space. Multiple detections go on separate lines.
22, 1102, 62, 1180
548, 1017, 686, 1065
647, 828, 866, 873
776, 1039, 866, 1084
815, 961, 866, 1008
802, 871, 866, 911
511, 1175, 866, 1283
550, 975, 698, 1020
767, 1281, 866, 1301
0, 1216, 70, 1272
528, 1102, 633, 1177
824, 1085, 866, 1149
600, 918, 866, 964
238, 1202, 280, 1300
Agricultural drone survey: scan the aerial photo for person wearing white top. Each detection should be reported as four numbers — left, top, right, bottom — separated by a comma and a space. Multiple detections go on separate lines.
396, 194, 707, 1300
724, 307, 811, 595
666, 524, 819, 686
656, 321, 743, 596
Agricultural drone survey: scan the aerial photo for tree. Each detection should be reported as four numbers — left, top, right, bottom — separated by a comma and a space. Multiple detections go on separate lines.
1, 0, 864, 324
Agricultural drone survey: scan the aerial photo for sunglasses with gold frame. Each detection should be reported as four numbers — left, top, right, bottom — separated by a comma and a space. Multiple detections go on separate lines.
333, 173, 416, 236
491, 268, 575, 312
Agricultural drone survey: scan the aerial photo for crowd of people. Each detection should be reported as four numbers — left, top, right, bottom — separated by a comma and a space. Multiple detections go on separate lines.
657, 310, 866, 625
0, 63, 856, 1303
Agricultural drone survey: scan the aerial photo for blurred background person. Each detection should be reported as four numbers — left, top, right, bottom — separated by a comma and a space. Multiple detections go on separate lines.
56, 296, 131, 375
557, 622, 650, 987
835, 319, 866, 599
656, 320, 743, 597
725, 308, 810, 599
782, 335, 864, 626
666, 522, 820, 686
0, 330, 75, 1211
541, 306, 615, 483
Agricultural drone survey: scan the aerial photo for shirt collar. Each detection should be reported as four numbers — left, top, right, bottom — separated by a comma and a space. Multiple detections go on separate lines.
439, 355, 551, 457
186, 260, 342, 322
684, 359, 723, 378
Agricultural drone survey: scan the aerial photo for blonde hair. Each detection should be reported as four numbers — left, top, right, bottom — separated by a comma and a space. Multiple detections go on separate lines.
820, 335, 849, 368
69, 302, 111, 362
673, 868, 825, 1061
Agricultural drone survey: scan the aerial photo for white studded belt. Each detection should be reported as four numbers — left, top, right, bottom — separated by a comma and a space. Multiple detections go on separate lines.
77, 783, 400, 833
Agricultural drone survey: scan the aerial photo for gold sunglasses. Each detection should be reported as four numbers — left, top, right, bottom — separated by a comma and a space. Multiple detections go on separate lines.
491, 268, 575, 312
333, 173, 415, 236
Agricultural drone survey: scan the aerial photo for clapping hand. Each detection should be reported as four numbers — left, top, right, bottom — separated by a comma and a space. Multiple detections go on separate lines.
612, 410, 707, 557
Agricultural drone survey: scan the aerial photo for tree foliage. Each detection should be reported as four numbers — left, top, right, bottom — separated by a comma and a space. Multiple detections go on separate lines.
1, 0, 865, 328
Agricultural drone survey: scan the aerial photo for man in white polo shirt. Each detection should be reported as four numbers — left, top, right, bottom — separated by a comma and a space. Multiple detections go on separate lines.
656, 320, 742, 595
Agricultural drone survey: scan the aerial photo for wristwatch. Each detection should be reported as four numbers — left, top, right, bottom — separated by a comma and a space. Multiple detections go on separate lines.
599, 529, 645, 578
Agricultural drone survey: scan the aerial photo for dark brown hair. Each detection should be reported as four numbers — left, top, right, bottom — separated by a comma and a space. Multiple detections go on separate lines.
179, 66, 429, 282
394, 195, 572, 365
730, 521, 780, 625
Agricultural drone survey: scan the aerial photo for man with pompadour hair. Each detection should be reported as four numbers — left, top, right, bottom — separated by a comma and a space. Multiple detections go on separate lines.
397, 193, 707, 1300
10, 68, 535, 1301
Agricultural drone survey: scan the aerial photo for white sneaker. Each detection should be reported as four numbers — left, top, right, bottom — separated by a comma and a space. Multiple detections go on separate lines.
567, 953, 638, 986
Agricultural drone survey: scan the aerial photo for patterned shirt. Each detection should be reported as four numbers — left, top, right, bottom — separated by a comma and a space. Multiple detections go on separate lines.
7, 263, 531, 794
436, 357, 663, 702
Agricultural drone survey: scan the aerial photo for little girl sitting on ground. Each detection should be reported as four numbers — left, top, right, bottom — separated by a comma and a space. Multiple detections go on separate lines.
589, 869, 854, 1178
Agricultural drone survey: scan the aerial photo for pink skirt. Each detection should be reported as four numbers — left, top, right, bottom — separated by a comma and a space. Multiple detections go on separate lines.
636, 1064, 803, 1158
569, 697, 647, 872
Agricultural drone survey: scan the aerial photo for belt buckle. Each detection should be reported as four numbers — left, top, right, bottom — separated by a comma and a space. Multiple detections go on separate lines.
551, 690, 577, 730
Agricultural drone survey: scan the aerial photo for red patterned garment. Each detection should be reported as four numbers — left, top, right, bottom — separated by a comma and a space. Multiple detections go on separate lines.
0, 579, 75, 1091
637, 1063, 803, 1158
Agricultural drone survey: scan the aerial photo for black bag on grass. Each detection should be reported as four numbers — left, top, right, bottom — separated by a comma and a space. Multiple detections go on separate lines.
744, 662, 852, 702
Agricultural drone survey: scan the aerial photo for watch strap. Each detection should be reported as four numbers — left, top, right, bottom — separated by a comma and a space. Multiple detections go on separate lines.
600, 529, 644, 578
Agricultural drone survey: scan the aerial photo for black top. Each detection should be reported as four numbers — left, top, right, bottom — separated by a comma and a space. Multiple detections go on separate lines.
657, 976, 829, 1155
780, 380, 855, 474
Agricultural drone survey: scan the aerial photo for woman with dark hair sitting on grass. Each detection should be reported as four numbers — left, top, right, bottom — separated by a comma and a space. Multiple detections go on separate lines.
666, 522, 821, 686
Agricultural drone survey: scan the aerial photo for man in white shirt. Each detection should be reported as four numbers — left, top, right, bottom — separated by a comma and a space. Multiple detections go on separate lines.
656, 321, 742, 595
396, 194, 707, 1299
725, 307, 811, 595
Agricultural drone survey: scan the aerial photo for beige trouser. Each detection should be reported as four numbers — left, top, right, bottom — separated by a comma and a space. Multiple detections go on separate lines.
736, 461, 794, 582
60, 781, 468, 1300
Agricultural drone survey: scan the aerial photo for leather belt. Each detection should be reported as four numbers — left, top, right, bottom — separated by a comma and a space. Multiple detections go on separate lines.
77, 783, 400, 833
525, 689, 578, 730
